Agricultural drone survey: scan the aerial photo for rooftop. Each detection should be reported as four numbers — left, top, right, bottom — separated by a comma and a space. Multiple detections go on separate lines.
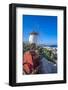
30, 32, 38, 35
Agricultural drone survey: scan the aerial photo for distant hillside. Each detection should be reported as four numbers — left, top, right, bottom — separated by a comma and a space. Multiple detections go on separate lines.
39, 44, 57, 47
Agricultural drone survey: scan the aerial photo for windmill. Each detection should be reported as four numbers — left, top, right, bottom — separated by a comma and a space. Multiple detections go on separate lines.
29, 31, 39, 45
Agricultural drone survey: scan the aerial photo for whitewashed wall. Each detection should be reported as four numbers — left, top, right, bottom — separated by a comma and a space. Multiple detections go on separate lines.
29, 34, 38, 44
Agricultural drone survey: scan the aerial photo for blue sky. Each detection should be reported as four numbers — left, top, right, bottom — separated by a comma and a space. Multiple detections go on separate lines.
23, 15, 57, 45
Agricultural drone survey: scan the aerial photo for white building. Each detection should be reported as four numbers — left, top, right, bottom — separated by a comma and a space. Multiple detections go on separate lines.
29, 32, 38, 44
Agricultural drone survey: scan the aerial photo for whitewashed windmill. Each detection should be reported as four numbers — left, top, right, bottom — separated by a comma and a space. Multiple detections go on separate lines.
29, 32, 38, 45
